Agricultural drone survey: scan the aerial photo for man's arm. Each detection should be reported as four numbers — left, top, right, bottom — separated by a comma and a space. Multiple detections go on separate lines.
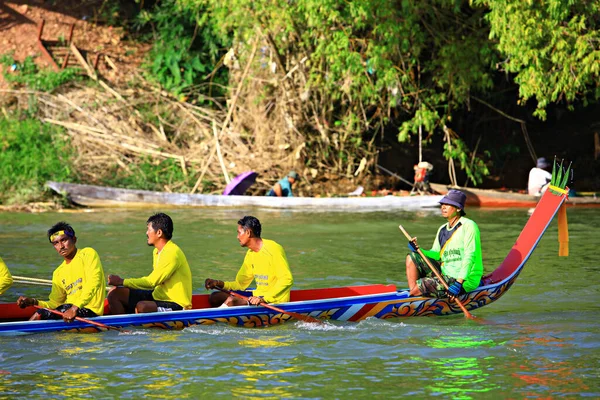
124, 257, 178, 289
223, 257, 255, 291
37, 271, 67, 310
420, 227, 443, 260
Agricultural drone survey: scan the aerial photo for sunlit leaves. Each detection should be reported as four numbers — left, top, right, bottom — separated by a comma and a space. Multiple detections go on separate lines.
479, 0, 600, 119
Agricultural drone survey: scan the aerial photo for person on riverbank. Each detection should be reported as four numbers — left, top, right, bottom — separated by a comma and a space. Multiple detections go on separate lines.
16, 222, 106, 322
0, 256, 13, 295
267, 171, 298, 197
205, 216, 294, 307
404, 190, 483, 299
107, 213, 192, 314
528, 157, 552, 196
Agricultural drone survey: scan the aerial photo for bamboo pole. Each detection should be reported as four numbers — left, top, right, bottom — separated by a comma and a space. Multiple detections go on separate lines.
190, 39, 259, 194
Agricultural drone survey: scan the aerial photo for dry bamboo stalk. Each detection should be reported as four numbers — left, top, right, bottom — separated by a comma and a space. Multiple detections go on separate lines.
70, 43, 97, 79
57, 94, 104, 127
191, 39, 259, 194
44, 118, 166, 151
212, 120, 230, 184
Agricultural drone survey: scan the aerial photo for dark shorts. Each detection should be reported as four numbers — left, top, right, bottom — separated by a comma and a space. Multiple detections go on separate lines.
34, 303, 97, 320
409, 252, 459, 298
127, 289, 183, 313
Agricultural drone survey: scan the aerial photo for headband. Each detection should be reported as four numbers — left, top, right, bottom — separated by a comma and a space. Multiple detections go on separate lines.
49, 230, 74, 242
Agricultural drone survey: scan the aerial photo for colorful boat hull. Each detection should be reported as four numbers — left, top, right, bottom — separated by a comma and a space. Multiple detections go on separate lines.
0, 181, 568, 335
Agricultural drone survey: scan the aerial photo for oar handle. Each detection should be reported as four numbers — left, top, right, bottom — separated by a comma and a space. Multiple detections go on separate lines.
214, 287, 322, 324
399, 225, 475, 319
14, 275, 110, 290
33, 305, 128, 332
13, 275, 53, 284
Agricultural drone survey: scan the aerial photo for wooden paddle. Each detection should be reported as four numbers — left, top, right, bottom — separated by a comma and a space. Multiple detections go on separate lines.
33, 305, 130, 333
215, 288, 322, 324
399, 225, 476, 319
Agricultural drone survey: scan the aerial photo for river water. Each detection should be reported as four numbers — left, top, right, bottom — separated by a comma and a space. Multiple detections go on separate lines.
0, 207, 598, 398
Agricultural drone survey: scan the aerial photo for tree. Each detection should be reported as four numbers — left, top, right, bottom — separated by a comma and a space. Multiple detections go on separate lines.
479, 0, 600, 119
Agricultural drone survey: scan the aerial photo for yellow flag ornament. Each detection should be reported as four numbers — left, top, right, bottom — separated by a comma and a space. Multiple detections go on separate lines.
548, 158, 571, 257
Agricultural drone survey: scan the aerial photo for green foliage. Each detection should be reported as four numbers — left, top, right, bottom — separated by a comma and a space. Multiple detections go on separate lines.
137, 0, 229, 96
135, 0, 597, 185
184, 0, 497, 178
99, 157, 197, 192
444, 136, 490, 185
0, 116, 74, 204
0, 55, 81, 92
477, 0, 600, 119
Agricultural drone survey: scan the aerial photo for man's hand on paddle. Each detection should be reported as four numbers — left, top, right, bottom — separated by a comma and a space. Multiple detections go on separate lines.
407, 237, 419, 252
62, 305, 79, 323
16, 296, 38, 309
204, 278, 224, 290
248, 296, 265, 306
447, 281, 463, 301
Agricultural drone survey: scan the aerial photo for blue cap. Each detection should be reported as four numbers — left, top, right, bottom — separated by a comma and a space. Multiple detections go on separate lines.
439, 189, 466, 209
536, 157, 550, 169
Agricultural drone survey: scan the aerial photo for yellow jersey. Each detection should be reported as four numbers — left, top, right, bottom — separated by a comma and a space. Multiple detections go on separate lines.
224, 239, 293, 304
124, 240, 192, 309
0, 256, 13, 295
38, 247, 106, 315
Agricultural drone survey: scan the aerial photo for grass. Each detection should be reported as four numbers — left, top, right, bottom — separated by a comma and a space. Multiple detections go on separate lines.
0, 115, 75, 205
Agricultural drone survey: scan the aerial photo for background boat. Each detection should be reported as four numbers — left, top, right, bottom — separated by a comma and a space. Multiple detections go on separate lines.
430, 183, 599, 207
47, 181, 443, 211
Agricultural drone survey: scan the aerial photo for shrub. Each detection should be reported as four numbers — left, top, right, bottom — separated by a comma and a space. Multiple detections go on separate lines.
0, 54, 80, 92
0, 116, 74, 204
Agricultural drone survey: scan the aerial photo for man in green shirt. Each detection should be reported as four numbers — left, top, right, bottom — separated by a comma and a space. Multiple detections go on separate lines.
405, 190, 483, 299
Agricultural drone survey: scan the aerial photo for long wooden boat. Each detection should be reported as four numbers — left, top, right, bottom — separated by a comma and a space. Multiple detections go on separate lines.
47, 181, 443, 211
430, 182, 599, 208
0, 181, 568, 334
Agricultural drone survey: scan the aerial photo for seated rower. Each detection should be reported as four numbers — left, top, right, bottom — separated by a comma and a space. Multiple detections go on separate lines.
107, 213, 192, 314
17, 222, 106, 322
404, 190, 483, 300
205, 216, 293, 307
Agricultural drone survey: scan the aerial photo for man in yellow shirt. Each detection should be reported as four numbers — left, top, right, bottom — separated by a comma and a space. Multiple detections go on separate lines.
0, 256, 13, 296
107, 213, 192, 314
205, 216, 294, 307
16, 222, 106, 322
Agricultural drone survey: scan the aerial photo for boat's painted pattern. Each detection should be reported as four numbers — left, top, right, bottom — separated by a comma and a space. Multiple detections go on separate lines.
0, 187, 568, 335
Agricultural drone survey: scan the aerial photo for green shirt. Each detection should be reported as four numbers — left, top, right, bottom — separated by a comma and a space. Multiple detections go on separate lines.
421, 217, 484, 292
